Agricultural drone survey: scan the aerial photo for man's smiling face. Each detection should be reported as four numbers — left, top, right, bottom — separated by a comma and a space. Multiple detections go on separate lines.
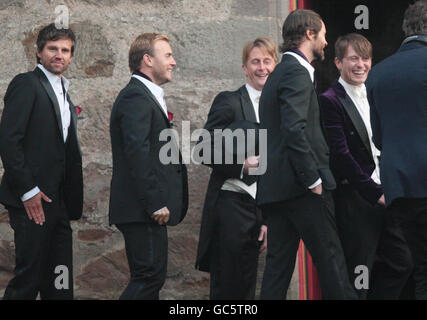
243, 46, 276, 91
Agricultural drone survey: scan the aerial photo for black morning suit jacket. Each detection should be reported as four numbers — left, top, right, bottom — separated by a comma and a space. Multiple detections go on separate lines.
367, 40, 427, 206
0, 67, 83, 220
109, 77, 188, 226
257, 54, 335, 207
195, 85, 259, 272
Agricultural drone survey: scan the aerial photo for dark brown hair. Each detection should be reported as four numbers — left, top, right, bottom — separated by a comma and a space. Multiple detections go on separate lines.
335, 33, 372, 60
280, 9, 323, 53
128, 33, 169, 73
36, 23, 76, 63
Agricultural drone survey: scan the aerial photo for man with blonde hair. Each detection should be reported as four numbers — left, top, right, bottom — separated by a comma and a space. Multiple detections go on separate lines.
196, 37, 277, 299
109, 33, 188, 299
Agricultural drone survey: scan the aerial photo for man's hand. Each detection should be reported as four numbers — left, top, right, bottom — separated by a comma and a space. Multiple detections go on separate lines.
377, 194, 386, 206
23, 191, 52, 225
311, 183, 322, 195
258, 225, 267, 253
152, 206, 170, 225
243, 155, 259, 174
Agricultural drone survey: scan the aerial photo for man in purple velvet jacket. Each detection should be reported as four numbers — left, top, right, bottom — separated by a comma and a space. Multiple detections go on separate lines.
318, 33, 412, 299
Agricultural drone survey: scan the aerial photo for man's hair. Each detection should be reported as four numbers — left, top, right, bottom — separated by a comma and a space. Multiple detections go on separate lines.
280, 9, 323, 53
128, 33, 169, 73
335, 33, 372, 60
242, 37, 278, 65
402, 0, 427, 37
36, 23, 76, 63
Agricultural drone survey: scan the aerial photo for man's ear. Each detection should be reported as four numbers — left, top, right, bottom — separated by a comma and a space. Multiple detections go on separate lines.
242, 64, 248, 77
142, 53, 152, 67
334, 57, 342, 72
305, 29, 314, 40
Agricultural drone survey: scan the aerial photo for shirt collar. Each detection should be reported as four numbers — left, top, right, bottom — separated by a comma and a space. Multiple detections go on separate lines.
37, 63, 69, 92
283, 51, 315, 82
132, 74, 164, 100
245, 83, 261, 101
338, 77, 366, 99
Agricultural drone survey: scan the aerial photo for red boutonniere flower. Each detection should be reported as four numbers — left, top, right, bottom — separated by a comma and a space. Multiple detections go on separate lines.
75, 105, 82, 116
167, 111, 174, 122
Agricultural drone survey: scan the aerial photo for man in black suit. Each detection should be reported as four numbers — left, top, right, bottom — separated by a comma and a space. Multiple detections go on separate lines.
195, 38, 277, 299
366, 0, 427, 299
319, 33, 412, 299
257, 9, 357, 299
0, 24, 83, 299
109, 33, 188, 300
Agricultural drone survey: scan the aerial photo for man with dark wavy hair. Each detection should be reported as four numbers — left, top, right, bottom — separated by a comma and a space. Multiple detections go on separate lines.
366, 0, 427, 299
257, 9, 357, 299
0, 23, 83, 299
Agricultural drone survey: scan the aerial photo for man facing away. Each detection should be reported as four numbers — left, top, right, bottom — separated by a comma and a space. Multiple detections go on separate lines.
366, 0, 427, 299
109, 33, 188, 300
319, 33, 412, 299
256, 9, 357, 299
0, 23, 83, 299
195, 38, 277, 299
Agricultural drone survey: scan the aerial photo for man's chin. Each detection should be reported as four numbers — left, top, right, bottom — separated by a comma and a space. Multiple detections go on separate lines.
46, 66, 66, 75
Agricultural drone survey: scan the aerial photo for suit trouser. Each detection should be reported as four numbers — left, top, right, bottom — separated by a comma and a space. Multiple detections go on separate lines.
209, 190, 262, 300
260, 190, 357, 300
334, 186, 412, 299
3, 198, 73, 300
391, 198, 427, 300
116, 222, 167, 300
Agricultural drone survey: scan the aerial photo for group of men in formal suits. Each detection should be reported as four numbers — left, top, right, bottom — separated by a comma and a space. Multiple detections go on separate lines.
0, 0, 425, 300
197, 1, 427, 300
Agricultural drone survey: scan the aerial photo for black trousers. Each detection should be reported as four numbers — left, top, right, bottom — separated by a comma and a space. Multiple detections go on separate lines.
334, 185, 412, 299
3, 199, 73, 300
260, 190, 357, 300
391, 198, 427, 300
116, 222, 167, 300
209, 190, 262, 300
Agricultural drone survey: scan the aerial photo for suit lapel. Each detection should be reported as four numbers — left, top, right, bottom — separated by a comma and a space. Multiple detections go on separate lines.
239, 86, 258, 123
131, 78, 171, 128
337, 91, 372, 158
35, 68, 65, 142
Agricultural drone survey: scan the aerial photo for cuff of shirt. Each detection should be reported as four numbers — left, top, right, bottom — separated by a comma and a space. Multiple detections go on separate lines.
21, 187, 40, 202
308, 178, 322, 189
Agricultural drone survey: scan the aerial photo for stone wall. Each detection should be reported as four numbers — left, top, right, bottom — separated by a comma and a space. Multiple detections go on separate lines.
0, 0, 298, 299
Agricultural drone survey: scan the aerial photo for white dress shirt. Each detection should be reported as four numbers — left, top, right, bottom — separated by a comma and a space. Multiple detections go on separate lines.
221, 84, 261, 199
283, 52, 321, 189
338, 77, 381, 184
132, 74, 168, 117
21, 64, 71, 202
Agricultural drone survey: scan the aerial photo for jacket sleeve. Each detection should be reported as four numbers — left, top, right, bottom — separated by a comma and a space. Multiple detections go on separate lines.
0, 73, 37, 198
278, 68, 320, 188
116, 90, 166, 215
318, 94, 383, 204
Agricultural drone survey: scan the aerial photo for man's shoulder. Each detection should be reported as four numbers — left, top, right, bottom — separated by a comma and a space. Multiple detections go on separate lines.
212, 86, 244, 105
8, 70, 39, 87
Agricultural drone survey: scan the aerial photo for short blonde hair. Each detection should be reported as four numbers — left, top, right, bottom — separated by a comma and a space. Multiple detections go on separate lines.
242, 37, 278, 66
128, 33, 169, 72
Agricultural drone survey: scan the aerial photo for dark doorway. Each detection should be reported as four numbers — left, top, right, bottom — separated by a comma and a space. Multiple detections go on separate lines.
307, 0, 415, 93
